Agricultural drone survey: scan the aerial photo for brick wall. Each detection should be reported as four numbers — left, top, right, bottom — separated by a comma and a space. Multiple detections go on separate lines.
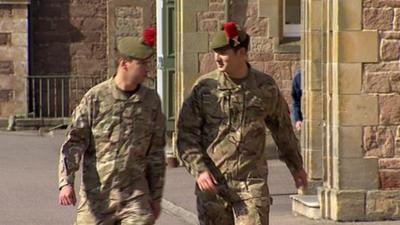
31, 0, 108, 77
197, 0, 300, 105
363, 0, 400, 189
0, 4, 28, 117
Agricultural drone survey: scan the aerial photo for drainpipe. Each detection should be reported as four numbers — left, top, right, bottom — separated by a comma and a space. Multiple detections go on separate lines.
156, 0, 164, 104
27, 2, 33, 116
224, 0, 231, 22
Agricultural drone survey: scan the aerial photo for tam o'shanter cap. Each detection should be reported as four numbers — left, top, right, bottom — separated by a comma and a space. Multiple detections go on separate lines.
210, 21, 249, 50
117, 27, 156, 60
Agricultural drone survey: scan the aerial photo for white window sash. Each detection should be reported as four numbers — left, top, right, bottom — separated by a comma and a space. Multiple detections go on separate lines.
283, 0, 301, 38
284, 24, 301, 37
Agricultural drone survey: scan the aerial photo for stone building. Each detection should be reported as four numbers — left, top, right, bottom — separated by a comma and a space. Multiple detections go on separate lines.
0, 0, 29, 117
298, 0, 400, 221
0, 0, 399, 222
0, 0, 154, 121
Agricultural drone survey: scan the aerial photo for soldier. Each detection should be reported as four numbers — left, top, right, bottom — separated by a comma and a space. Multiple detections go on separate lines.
58, 28, 166, 225
177, 22, 307, 225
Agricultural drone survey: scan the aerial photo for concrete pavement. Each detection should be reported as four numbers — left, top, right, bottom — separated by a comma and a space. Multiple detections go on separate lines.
0, 130, 399, 225
0, 130, 185, 225
162, 161, 400, 225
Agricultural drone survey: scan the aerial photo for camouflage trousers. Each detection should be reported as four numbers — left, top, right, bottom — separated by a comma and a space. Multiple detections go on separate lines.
196, 191, 270, 225
74, 192, 155, 225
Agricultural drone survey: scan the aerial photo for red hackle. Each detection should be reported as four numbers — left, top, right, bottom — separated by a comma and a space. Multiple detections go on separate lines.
223, 22, 239, 38
143, 27, 156, 47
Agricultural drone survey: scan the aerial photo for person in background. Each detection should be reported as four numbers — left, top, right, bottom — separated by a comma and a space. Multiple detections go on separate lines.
291, 70, 303, 131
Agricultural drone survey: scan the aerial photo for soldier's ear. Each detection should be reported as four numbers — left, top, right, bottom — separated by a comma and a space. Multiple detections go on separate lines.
119, 58, 130, 71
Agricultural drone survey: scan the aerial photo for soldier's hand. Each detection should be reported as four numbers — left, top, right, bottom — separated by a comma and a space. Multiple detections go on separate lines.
295, 121, 302, 131
59, 184, 76, 206
293, 168, 308, 189
197, 171, 218, 193
151, 200, 161, 220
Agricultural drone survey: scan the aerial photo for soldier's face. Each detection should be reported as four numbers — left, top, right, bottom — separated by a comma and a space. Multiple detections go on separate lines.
123, 59, 149, 84
214, 48, 246, 74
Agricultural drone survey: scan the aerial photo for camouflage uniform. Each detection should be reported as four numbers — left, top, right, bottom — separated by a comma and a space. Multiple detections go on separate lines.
177, 68, 303, 225
58, 77, 166, 225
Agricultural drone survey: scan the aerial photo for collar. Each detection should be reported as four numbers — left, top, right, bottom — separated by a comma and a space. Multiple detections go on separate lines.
217, 64, 258, 91
109, 77, 146, 102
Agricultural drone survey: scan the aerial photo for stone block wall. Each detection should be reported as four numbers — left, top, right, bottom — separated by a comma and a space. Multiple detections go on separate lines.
0, 1, 154, 118
29, 0, 155, 116
31, 0, 108, 77
313, 0, 400, 221
363, 0, 400, 190
107, 0, 156, 82
30, 0, 108, 114
0, 2, 29, 117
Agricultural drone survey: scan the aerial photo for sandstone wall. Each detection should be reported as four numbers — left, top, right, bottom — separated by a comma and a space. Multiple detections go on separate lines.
363, 0, 400, 190
0, 3, 29, 117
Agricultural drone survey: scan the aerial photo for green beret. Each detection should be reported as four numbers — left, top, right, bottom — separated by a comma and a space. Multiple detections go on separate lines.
210, 30, 249, 50
117, 37, 155, 60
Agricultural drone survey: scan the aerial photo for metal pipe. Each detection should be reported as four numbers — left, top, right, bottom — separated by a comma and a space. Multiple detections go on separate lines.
75, 78, 78, 106
156, 0, 165, 107
47, 78, 50, 116
224, 0, 230, 21
31, 78, 36, 117
39, 79, 42, 118
54, 78, 57, 117
61, 78, 65, 118
27, 3, 33, 116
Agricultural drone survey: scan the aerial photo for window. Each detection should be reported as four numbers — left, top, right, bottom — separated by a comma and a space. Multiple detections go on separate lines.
283, 0, 301, 38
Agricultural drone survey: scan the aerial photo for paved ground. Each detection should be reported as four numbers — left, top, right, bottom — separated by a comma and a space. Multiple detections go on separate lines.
0, 130, 186, 225
163, 161, 400, 225
0, 130, 399, 225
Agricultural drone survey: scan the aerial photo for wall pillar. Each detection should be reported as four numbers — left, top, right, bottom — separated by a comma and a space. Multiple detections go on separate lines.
302, 0, 325, 193
315, 0, 382, 221
0, 0, 30, 117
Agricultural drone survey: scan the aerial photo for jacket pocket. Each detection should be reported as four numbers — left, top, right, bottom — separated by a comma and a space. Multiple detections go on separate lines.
202, 93, 228, 124
245, 97, 266, 122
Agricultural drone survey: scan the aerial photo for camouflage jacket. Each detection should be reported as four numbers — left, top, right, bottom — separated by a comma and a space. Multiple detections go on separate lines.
58, 77, 166, 202
177, 68, 303, 200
